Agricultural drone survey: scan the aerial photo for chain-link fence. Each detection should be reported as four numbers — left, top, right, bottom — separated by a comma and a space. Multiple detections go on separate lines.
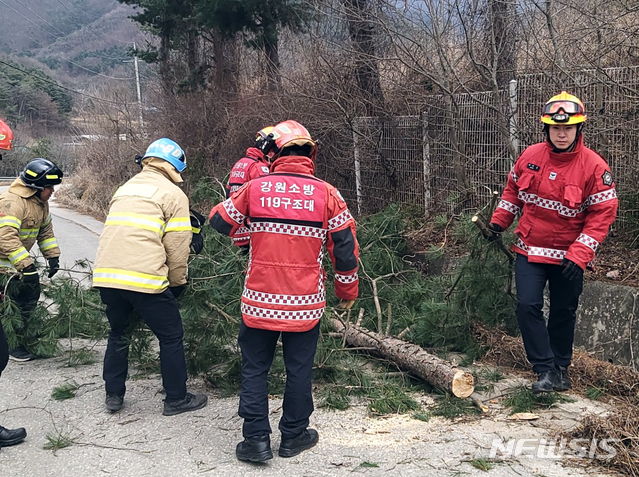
340, 66, 639, 226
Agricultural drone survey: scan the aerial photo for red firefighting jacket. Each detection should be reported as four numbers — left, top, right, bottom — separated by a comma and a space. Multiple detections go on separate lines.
210, 155, 359, 332
225, 147, 271, 247
490, 136, 618, 270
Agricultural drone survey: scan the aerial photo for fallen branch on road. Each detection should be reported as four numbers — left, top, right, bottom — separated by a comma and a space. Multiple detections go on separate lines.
330, 316, 474, 398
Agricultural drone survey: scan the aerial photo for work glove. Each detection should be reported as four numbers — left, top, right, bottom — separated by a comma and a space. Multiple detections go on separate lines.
561, 258, 583, 281
337, 299, 356, 310
487, 223, 503, 242
190, 209, 205, 255
169, 285, 185, 299
21, 264, 39, 284
47, 257, 60, 278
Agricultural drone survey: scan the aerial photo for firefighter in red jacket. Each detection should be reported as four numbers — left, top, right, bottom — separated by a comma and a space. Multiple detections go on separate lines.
225, 126, 274, 252
210, 120, 359, 462
489, 92, 618, 394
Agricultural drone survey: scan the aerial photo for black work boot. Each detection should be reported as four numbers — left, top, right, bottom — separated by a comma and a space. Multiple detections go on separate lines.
0, 425, 27, 446
279, 428, 319, 458
236, 435, 273, 462
531, 369, 557, 394
9, 346, 34, 362
553, 366, 571, 392
105, 394, 124, 412
162, 392, 208, 416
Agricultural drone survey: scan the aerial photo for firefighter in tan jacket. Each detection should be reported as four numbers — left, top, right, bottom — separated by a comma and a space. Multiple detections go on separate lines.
92, 138, 207, 416
0, 158, 63, 362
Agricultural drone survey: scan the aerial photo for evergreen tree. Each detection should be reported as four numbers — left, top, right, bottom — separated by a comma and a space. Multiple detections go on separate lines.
118, 0, 310, 91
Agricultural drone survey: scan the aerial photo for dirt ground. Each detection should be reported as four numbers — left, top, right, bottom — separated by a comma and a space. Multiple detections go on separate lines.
0, 341, 621, 477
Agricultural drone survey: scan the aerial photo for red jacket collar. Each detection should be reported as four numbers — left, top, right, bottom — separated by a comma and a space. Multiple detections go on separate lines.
546, 134, 584, 162
245, 147, 266, 161
270, 155, 315, 175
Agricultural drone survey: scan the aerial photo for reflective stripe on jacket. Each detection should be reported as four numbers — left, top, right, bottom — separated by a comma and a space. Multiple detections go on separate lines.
225, 147, 271, 247
210, 155, 359, 332
92, 160, 191, 294
0, 178, 60, 271
490, 136, 618, 269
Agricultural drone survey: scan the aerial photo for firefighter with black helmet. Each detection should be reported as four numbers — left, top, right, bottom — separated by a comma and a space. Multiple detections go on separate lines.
92, 138, 208, 416
0, 158, 63, 362
0, 119, 28, 449
488, 92, 618, 394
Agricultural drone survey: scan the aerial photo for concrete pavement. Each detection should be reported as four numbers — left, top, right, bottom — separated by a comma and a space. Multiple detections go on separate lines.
0, 186, 620, 476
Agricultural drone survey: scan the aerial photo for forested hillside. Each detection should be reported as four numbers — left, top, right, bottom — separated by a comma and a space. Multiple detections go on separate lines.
1, 0, 142, 83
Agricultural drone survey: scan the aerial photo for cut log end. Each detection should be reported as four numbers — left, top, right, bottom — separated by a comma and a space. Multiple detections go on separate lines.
451, 370, 475, 398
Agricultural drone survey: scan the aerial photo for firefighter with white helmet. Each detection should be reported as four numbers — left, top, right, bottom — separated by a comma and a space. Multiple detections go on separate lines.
210, 120, 359, 462
488, 92, 618, 394
93, 138, 208, 415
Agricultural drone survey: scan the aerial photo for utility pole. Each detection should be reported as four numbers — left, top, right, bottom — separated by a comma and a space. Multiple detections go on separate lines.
125, 43, 145, 135
133, 43, 144, 135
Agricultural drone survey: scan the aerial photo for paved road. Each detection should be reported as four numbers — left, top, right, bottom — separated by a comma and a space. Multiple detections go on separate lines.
0, 185, 617, 477
0, 186, 103, 285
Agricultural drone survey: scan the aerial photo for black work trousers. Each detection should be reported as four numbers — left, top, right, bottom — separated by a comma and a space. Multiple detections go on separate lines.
515, 254, 583, 373
0, 318, 8, 377
99, 288, 188, 401
5, 278, 41, 345
238, 319, 320, 439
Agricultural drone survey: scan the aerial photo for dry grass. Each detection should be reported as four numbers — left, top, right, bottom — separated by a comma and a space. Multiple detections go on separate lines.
474, 322, 639, 476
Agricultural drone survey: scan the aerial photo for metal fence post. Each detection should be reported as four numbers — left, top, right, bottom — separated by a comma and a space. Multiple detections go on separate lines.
353, 118, 363, 216
509, 79, 520, 160
421, 112, 431, 217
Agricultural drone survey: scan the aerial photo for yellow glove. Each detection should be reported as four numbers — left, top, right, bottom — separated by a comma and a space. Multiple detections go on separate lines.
338, 299, 355, 310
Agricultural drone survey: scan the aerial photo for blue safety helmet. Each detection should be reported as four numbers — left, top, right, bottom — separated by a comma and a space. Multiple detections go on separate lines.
142, 138, 186, 172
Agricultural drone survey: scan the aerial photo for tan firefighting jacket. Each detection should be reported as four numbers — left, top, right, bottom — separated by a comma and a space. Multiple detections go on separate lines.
92, 159, 191, 293
0, 178, 60, 271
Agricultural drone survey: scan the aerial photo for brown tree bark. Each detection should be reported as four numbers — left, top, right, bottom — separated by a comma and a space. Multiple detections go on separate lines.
331, 318, 474, 398
343, 0, 386, 116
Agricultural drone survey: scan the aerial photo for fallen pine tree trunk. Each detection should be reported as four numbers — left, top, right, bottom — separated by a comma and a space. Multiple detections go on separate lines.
330, 318, 474, 398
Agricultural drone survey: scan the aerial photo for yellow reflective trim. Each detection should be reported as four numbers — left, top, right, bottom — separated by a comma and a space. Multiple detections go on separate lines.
8, 247, 29, 264
43, 214, 52, 226
165, 217, 191, 233
93, 268, 169, 290
25, 169, 37, 177
105, 213, 165, 234
39, 237, 58, 251
0, 259, 13, 269
20, 231, 39, 239
191, 226, 201, 234
45, 175, 59, 179
0, 216, 21, 229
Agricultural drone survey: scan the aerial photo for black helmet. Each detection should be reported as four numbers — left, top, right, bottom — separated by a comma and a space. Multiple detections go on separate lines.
20, 158, 63, 190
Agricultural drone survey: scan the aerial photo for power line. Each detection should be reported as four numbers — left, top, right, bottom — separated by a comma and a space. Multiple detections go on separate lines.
0, 59, 121, 105
55, 0, 137, 46
0, 0, 135, 80
13, 0, 69, 39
